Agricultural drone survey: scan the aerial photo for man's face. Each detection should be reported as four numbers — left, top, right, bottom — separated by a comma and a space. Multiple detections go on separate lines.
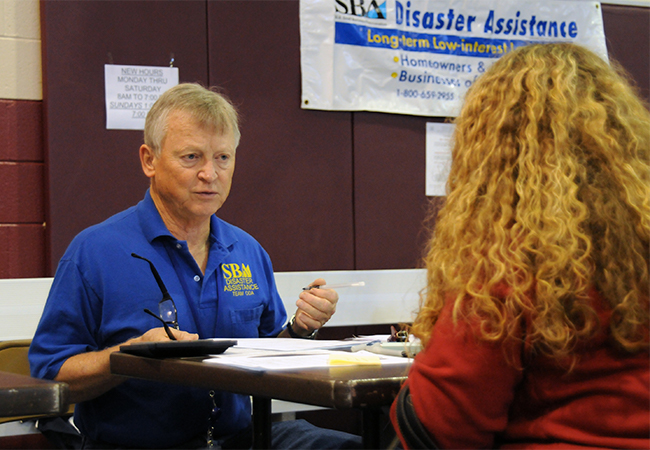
142, 109, 236, 228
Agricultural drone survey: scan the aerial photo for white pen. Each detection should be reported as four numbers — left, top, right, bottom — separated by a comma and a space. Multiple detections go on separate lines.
351, 341, 406, 358
302, 281, 365, 290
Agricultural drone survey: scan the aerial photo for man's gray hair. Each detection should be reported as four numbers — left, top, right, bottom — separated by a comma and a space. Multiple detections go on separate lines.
144, 83, 240, 154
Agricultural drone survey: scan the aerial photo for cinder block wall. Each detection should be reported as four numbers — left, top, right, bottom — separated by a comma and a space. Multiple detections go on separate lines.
0, 0, 45, 278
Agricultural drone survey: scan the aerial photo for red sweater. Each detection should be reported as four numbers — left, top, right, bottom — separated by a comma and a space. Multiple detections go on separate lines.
390, 289, 650, 449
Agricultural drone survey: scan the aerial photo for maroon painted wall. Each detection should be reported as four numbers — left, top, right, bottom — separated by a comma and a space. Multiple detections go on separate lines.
207, 1, 355, 271
5, 1, 644, 278
40, 0, 209, 276
603, 5, 650, 101
0, 100, 45, 278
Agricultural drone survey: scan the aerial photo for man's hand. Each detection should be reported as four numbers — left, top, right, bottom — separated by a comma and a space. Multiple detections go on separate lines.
134, 327, 199, 342
292, 278, 338, 336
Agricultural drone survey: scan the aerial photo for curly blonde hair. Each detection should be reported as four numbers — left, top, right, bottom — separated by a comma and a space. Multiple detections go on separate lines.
413, 43, 650, 359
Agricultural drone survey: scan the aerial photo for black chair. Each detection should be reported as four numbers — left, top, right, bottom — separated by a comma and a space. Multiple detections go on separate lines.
393, 385, 439, 449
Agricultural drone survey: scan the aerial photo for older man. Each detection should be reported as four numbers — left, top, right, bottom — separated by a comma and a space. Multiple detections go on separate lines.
29, 84, 360, 449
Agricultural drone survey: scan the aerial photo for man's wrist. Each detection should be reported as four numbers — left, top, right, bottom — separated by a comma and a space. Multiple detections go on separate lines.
287, 314, 318, 339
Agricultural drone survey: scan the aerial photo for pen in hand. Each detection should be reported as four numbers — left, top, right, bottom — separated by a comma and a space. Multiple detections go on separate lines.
302, 281, 366, 291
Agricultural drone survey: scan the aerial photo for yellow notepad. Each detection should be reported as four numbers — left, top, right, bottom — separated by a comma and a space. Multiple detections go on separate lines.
328, 352, 381, 366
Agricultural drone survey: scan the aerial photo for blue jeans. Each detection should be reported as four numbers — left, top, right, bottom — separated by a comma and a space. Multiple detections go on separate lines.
270, 420, 361, 449
38, 416, 362, 449
220, 420, 362, 449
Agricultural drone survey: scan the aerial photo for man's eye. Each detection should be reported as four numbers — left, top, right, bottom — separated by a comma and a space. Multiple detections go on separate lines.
184, 154, 197, 160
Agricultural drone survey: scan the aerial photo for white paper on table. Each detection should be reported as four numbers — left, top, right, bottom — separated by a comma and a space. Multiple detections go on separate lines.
204, 349, 410, 371
208, 338, 357, 352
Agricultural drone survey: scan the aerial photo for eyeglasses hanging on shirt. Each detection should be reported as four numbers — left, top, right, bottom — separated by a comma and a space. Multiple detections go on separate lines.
131, 253, 179, 340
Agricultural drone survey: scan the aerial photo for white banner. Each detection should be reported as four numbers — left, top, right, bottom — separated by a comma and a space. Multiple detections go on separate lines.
300, 0, 607, 117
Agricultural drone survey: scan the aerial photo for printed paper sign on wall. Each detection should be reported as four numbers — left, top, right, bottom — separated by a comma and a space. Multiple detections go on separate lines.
300, 0, 607, 117
105, 64, 179, 130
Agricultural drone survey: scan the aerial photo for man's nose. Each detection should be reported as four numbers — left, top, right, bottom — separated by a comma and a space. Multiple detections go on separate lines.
198, 160, 218, 181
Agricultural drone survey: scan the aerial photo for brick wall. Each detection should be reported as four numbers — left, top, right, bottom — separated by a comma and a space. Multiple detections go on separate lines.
0, 0, 45, 278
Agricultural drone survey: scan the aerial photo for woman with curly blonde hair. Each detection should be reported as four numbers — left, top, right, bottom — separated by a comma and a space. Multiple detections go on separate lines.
391, 43, 649, 449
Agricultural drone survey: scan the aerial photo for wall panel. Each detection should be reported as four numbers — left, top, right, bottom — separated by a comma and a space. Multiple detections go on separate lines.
353, 113, 440, 270
602, 5, 650, 101
207, 0, 354, 272
0, 99, 45, 278
0, 162, 44, 223
0, 100, 43, 161
41, 0, 209, 274
39, 1, 649, 275
0, 224, 45, 278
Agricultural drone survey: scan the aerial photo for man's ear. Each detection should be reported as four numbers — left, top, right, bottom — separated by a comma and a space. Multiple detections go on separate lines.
140, 144, 156, 178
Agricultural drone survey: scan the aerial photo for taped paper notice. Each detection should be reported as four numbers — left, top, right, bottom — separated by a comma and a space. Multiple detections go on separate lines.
105, 64, 179, 130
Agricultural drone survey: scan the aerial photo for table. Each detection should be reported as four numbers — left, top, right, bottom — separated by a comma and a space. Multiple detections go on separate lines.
110, 352, 410, 449
0, 371, 69, 418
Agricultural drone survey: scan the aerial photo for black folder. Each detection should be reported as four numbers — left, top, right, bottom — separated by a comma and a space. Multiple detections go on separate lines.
120, 339, 237, 358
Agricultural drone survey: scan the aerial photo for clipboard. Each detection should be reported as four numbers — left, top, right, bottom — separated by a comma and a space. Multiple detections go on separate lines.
120, 339, 237, 358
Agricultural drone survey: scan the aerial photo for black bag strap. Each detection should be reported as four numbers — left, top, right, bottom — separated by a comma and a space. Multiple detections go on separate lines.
395, 385, 439, 449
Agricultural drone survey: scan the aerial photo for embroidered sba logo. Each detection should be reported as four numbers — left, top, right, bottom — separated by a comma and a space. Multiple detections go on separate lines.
335, 0, 387, 20
222, 263, 259, 297
222, 263, 252, 279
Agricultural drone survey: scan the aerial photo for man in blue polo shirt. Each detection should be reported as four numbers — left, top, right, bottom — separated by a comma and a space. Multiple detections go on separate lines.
29, 83, 361, 449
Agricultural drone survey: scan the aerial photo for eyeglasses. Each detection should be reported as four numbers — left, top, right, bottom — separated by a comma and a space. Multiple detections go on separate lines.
132, 253, 179, 340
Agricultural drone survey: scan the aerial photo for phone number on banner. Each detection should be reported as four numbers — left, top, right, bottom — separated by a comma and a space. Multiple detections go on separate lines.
396, 89, 455, 101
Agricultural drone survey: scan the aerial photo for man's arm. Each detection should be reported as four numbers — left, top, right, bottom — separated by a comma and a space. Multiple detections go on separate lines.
55, 327, 198, 403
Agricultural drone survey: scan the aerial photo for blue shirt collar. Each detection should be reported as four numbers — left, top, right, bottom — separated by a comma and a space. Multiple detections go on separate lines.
137, 188, 238, 250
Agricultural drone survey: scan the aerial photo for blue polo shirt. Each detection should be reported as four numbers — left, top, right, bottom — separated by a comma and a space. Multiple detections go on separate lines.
29, 190, 287, 448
